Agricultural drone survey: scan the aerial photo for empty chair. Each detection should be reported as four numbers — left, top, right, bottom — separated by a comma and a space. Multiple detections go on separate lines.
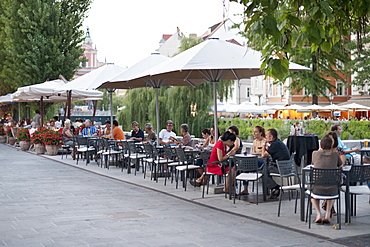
174, 148, 200, 191
75, 136, 96, 165
233, 156, 263, 204
342, 164, 370, 220
276, 159, 302, 216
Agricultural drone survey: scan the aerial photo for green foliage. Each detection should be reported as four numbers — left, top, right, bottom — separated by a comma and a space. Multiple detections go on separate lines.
232, 0, 370, 81
0, 0, 91, 95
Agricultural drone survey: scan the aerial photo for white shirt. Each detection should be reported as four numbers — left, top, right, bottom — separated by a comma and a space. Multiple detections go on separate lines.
159, 129, 176, 143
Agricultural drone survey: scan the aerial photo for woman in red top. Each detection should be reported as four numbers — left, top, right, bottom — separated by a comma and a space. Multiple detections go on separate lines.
196, 131, 236, 191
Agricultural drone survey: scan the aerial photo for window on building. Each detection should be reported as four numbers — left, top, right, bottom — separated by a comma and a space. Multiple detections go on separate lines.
246, 87, 250, 97
336, 82, 346, 95
82, 61, 87, 68
304, 88, 310, 96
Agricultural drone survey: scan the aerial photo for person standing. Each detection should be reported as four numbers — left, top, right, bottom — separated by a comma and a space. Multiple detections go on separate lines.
33, 110, 42, 128
130, 121, 144, 142
159, 120, 176, 145
81, 119, 98, 136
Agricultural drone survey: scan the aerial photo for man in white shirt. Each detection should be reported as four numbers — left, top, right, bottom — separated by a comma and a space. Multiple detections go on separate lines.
159, 120, 176, 145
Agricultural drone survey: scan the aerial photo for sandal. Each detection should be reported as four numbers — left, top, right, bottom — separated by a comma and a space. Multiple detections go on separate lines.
321, 201, 327, 211
331, 207, 337, 216
236, 191, 249, 196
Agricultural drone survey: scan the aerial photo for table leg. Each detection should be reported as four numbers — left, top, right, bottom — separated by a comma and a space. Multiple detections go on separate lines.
262, 162, 267, 201
300, 169, 306, 221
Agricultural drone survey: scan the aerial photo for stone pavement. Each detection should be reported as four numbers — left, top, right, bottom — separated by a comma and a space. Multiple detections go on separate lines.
0, 144, 370, 246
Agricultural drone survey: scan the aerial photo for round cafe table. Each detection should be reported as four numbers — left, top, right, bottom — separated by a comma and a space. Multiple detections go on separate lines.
287, 135, 319, 166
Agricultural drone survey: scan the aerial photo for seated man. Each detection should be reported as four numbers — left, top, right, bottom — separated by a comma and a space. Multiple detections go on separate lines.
262, 128, 290, 199
159, 120, 176, 146
130, 121, 144, 142
144, 123, 157, 142
331, 124, 370, 164
81, 119, 98, 136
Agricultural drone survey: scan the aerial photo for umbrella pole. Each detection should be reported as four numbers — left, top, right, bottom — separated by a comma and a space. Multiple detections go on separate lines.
213, 82, 218, 140
92, 100, 97, 125
40, 96, 44, 127
109, 89, 114, 136
155, 88, 160, 145
67, 90, 72, 120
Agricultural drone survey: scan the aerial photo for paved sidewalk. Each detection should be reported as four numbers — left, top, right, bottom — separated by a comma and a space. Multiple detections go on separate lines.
1, 143, 370, 245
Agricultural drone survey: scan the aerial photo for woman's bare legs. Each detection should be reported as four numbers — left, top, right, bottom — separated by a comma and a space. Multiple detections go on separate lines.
311, 198, 322, 222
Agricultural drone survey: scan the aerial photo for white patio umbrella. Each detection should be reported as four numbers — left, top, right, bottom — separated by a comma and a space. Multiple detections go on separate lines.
302, 104, 324, 112
320, 104, 348, 112
102, 39, 310, 139
12, 79, 103, 125
284, 104, 307, 110
54, 64, 125, 125
99, 53, 204, 137
0, 93, 14, 103
340, 103, 370, 118
340, 103, 370, 111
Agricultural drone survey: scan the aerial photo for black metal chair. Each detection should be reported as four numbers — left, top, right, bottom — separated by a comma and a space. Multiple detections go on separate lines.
75, 136, 96, 165
174, 148, 200, 191
233, 156, 262, 204
306, 167, 342, 229
276, 159, 302, 216
342, 164, 370, 219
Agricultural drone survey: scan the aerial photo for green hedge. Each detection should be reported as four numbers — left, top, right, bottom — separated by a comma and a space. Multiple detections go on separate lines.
218, 119, 370, 141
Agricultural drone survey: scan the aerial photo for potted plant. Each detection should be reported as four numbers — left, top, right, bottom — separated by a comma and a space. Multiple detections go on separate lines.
16, 128, 31, 151
31, 127, 47, 154
43, 129, 63, 155
0, 124, 6, 143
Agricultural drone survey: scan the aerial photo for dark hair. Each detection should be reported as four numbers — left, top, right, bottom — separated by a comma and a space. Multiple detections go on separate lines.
202, 128, 211, 135
35, 110, 40, 114
255, 125, 265, 137
228, 125, 239, 136
113, 120, 119, 127
104, 120, 111, 124
327, 132, 338, 148
267, 128, 278, 139
53, 116, 58, 121
210, 126, 220, 139
331, 124, 341, 131
180, 123, 188, 132
220, 131, 236, 142
321, 135, 333, 150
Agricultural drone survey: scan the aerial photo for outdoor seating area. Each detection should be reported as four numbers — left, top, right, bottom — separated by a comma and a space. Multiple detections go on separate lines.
1, 126, 369, 234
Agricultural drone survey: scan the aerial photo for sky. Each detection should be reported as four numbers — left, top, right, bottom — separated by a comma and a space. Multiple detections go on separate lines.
82, 0, 245, 68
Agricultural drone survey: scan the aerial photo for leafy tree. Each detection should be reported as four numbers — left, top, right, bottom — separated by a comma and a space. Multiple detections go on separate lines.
346, 28, 370, 88
231, 0, 370, 80
0, 0, 91, 95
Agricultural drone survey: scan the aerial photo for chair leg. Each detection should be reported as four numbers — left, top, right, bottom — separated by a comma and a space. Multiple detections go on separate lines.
278, 189, 283, 217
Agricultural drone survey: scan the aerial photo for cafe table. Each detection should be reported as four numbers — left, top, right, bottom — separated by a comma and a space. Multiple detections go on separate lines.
287, 135, 319, 167
300, 165, 351, 222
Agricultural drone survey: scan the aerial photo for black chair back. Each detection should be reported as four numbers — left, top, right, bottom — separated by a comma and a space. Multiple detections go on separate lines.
234, 156, 259, 172
348, 164, 370, 184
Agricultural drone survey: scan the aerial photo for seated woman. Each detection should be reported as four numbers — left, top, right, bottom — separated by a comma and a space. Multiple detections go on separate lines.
61, 119, 74, 149
311, 135, 342, 224
202, 126, 219, 149
200, 128, 211, 148
99, 120, 112, 138
321, 131, 346, 216
239, 125, 266, 196
193, 131, 236, 191
228, 125, 243, 154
